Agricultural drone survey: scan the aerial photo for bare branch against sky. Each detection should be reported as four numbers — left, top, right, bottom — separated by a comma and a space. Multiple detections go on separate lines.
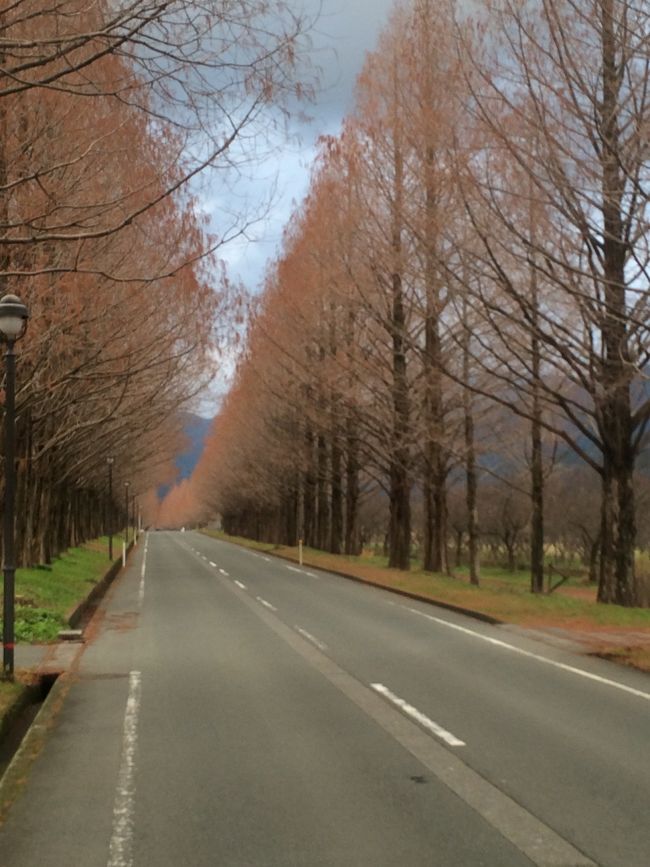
202, 0, 396, 294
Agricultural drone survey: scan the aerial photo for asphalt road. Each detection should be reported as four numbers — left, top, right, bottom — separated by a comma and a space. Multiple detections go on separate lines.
1, 530, 649, 866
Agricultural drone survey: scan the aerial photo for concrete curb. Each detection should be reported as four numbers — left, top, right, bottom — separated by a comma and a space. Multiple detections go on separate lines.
200, 532, 502, 627
66, 539, 135, 629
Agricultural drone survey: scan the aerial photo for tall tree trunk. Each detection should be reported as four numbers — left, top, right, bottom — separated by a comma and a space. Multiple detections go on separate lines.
330, 426, 343, 554
329, 308, 343, 554
296, 463, 305, 549
387, 100, 411, 571
530, 261, 545, 594
596, 0, 637, 606
304, 424, 317, 548
344, 413, 359, 556
421, 136, 447, 574
462, 299, 480, 585
316, 430, 329, 551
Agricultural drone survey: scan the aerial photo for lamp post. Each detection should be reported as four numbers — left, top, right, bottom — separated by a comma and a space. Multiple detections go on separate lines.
123, 481, 130, 567
107, 457, 114, 561
0, 294, 29, 680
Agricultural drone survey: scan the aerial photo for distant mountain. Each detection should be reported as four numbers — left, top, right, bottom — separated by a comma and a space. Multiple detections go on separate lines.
175, 413, 212, 480
157, 412, 212, 501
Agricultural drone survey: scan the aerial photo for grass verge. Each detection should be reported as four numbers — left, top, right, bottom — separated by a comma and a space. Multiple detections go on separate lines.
2, 537, 114, 643
0, 681, 25, 721
201, 530, 650, 673
0, 538, 116, 777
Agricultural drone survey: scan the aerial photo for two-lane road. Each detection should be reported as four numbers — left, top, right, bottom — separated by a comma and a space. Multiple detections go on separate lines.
1, 530, 648, 866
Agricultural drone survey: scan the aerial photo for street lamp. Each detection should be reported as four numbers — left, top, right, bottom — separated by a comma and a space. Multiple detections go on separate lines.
0, 294, 29, 680
123, 481, 130, 567
107, 457, 115, 560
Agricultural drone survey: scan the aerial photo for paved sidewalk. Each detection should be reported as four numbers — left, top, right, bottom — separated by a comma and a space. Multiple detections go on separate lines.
0, 542, 144, 867
15, 641, 82, 675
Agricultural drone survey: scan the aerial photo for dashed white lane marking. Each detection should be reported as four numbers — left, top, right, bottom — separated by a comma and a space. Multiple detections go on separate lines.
235, 580, 247, 590
209, 561, 217, 568
231, 579, 595, 867
295, 626, 327, 651
219, 568, 229, 577
286, 564, 319, 578
406, 607, 650, 702
256, 596, 278, 612
371, 683, 465, 747
107, 671, 142, 867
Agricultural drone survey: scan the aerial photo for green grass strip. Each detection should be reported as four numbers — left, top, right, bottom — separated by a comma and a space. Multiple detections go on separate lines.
2, 537, 115, 643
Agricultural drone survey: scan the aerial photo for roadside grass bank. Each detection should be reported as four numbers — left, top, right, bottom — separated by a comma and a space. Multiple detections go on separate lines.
1, 536, 115, 644
201, 530, 650, 673
0, 681, 26, 725
0, 670, 45, 741
0, 536, 120, 756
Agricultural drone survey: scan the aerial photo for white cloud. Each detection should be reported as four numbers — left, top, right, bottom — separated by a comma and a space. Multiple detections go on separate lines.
196, 0, 396, 412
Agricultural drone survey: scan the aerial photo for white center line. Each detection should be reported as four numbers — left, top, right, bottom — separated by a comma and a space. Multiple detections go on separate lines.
371, 683, 465, 747
295, 626, 327, 651
256, 596, 278, 612
107, 671, 142, 867
406, 607, 650, 702
235, 580, 247, 590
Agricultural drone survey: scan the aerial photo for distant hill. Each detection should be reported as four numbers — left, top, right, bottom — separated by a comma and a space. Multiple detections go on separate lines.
158, 412, 212, 501
176, 413, 212, 480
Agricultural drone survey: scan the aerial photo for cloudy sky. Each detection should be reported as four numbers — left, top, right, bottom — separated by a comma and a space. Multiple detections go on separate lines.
192, 0, 396, 414
203, 0, 396, 295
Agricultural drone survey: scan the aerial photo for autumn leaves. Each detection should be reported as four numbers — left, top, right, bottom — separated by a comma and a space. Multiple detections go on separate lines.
0, 2, 311, 565
171, 0, 650, 607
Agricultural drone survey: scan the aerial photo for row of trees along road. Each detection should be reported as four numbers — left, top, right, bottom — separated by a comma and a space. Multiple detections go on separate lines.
0, 1, 313, 566
158, 0, 650, 608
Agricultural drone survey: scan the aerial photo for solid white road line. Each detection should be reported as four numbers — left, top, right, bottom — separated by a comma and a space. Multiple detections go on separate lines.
256, 596, 278, 612
107, 671, 142, 867
295, 626, 327, 651
407, 607, 650, 702
235, 580, 247, 590
371, 683, 465, 747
